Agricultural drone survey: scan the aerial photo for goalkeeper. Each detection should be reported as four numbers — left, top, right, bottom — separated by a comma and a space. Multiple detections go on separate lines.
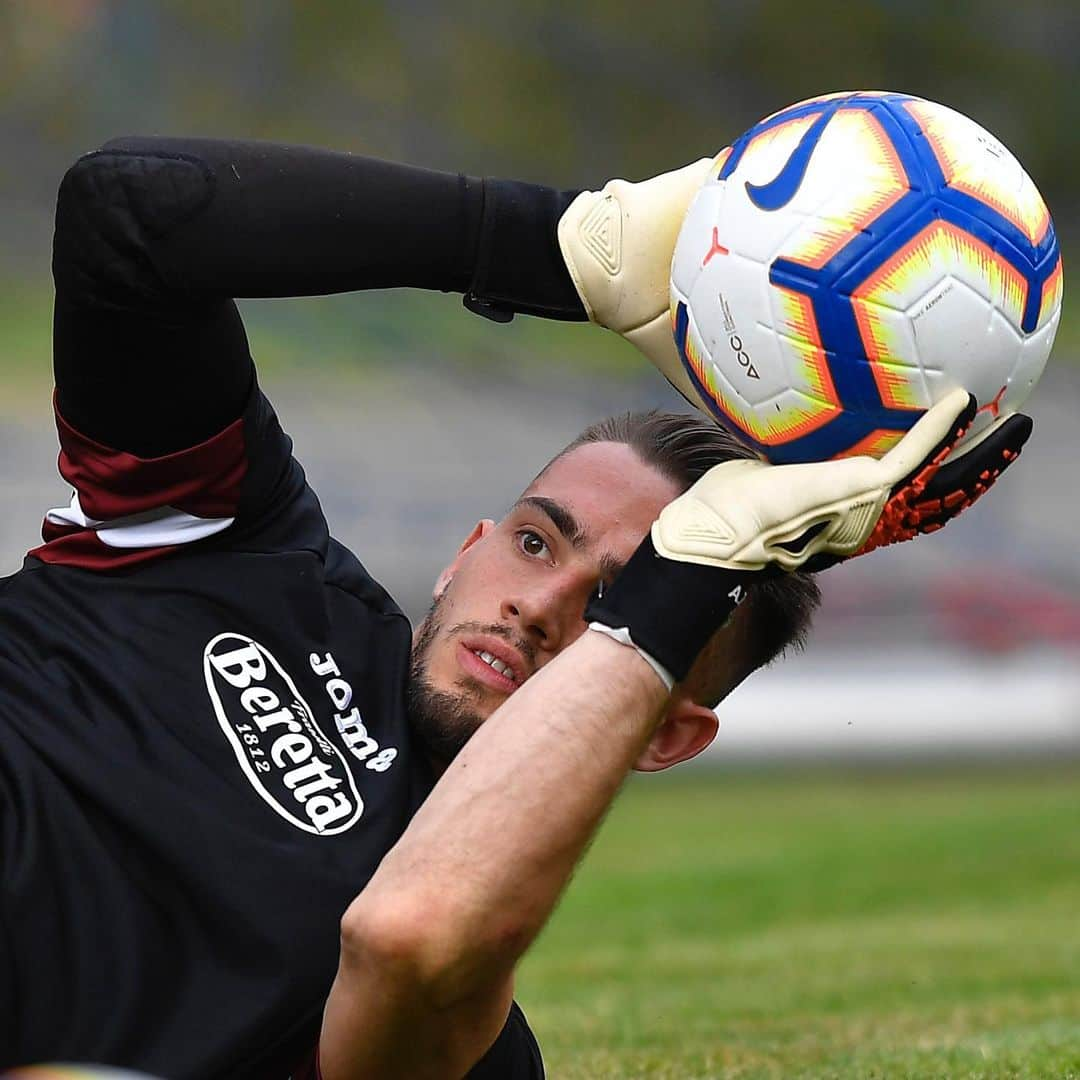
0, 138, 1029, 1078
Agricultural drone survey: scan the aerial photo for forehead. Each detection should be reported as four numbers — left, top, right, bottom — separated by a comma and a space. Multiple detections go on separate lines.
523, 441, 680, 556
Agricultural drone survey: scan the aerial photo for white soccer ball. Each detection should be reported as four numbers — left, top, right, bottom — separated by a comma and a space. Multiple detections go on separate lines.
670, 91, 1062, 463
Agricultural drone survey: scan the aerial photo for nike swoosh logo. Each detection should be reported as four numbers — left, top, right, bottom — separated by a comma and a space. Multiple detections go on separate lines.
744, 109, 834, 212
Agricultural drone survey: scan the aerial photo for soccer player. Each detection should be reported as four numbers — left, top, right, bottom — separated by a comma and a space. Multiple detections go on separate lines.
0, 138, 1029, 1078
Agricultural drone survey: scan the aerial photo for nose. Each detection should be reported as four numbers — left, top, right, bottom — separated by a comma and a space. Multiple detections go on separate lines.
501, 571, 594, 654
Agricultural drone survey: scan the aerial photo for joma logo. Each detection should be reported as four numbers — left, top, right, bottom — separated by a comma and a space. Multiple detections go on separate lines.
204, 633, 363, 835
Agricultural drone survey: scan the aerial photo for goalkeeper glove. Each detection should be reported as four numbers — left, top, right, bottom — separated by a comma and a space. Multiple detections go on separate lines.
557, 157, 716, 405
586, 389, 1032, 687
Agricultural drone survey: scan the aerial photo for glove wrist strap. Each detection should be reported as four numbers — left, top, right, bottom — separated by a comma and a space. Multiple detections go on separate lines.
464, 179, 589, 322
585, 533, 756, 684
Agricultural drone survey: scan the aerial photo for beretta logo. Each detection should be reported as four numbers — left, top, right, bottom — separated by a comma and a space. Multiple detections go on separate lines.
204, 632, 363, 835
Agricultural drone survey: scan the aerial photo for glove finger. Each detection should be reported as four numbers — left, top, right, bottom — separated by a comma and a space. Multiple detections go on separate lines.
920, 412, 1032, 503
804, 394, 983, 568
910, 412, 1033, 529
884, 390, 978, 498
855, 392, 976, 556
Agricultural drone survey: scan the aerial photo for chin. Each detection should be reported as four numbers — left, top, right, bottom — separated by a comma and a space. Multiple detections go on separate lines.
405, 668, 486, 766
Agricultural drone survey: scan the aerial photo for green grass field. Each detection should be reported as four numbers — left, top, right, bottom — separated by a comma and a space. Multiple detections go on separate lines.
519, 765, 1080, 1079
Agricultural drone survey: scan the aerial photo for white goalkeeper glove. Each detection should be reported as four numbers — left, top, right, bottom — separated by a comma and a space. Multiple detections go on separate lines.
557, 157, 716, 405
587, 389, 1033, 686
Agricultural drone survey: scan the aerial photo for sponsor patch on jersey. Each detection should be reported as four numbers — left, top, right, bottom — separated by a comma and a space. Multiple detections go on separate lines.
204, 632, 363, 835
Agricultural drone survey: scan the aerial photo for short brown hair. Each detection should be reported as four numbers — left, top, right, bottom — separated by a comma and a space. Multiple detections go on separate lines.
554, 411, 821, 686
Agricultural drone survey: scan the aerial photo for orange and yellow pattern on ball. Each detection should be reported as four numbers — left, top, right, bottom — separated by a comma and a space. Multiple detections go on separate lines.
672, 91, 1058, 463
852, 220, 1028, 410
905, 99, 1051, 248
779, 109, 910, 270
1038, 255, 1064, 328
673, 291, 842, 449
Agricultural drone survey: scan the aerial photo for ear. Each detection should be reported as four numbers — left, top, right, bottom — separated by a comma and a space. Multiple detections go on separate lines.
433, 519, 496, 599
633, 695, 719, 773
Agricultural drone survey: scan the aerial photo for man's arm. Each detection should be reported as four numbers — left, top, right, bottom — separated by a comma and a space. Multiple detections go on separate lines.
319, 631, 667, 1080
316, 390, 1033, 1080
53, 137, 586, 457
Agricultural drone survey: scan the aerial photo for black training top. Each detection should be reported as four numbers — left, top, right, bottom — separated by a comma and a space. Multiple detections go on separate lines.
0, 137, 585, 1078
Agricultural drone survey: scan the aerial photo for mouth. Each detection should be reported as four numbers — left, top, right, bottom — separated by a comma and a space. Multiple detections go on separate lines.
456, 637, 525, 695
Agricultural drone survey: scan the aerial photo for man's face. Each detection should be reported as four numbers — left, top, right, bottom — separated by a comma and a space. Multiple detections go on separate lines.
407, 441, 681, 763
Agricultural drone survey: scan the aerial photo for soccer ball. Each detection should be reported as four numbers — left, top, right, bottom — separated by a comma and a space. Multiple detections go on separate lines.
669, 91, 1062, 464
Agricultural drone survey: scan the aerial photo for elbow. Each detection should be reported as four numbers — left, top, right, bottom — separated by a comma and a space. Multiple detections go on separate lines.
54, 146, 128, 240
340, 891, 528, 1010
53, 141, 212, 297
53, 148, 137, 296
339, 895, 428, 981
53, 154, 107, 295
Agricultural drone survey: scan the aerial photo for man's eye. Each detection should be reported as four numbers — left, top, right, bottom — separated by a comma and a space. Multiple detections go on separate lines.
518, 531, 551, 559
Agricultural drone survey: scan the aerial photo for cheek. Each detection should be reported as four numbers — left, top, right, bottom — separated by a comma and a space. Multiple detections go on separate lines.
441, 551, 506, 612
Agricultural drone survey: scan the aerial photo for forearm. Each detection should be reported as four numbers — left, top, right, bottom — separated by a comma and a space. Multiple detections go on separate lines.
371, 630, 665, 971
320, 632, 667, 1079
57, 135, 586, 310
53, 136, 586, 455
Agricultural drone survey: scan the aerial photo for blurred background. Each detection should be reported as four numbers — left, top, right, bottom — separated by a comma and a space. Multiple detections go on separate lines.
2, 4, 1078, 1076
2, 0, 1076, 758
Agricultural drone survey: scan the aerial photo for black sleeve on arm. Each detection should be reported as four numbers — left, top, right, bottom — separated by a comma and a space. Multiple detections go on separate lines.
466, 1000, 545, 1079
53, 136, 585, 457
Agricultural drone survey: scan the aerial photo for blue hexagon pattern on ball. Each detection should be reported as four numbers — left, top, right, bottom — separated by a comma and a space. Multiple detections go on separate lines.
669, 91, 1062, 463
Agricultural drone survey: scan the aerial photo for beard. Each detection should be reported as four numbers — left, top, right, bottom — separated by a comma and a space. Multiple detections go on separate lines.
406, 596, 483, 766
406, 593, 535, 767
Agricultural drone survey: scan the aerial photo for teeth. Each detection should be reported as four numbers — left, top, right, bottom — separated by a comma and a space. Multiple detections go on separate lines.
473, 649, 515, 682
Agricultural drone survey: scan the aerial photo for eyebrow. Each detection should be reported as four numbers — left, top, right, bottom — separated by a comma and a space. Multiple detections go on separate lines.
514, 496, 587, 549
514, 496, 628, 582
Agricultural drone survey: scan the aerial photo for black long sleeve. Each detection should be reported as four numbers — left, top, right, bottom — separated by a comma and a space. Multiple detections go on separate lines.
52, 136, 585, 457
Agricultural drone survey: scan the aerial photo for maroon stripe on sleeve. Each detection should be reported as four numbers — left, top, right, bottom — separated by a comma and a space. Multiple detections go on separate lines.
52, 391, 248, 522
30, 531, 181, 570
28, 393, 251, 571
